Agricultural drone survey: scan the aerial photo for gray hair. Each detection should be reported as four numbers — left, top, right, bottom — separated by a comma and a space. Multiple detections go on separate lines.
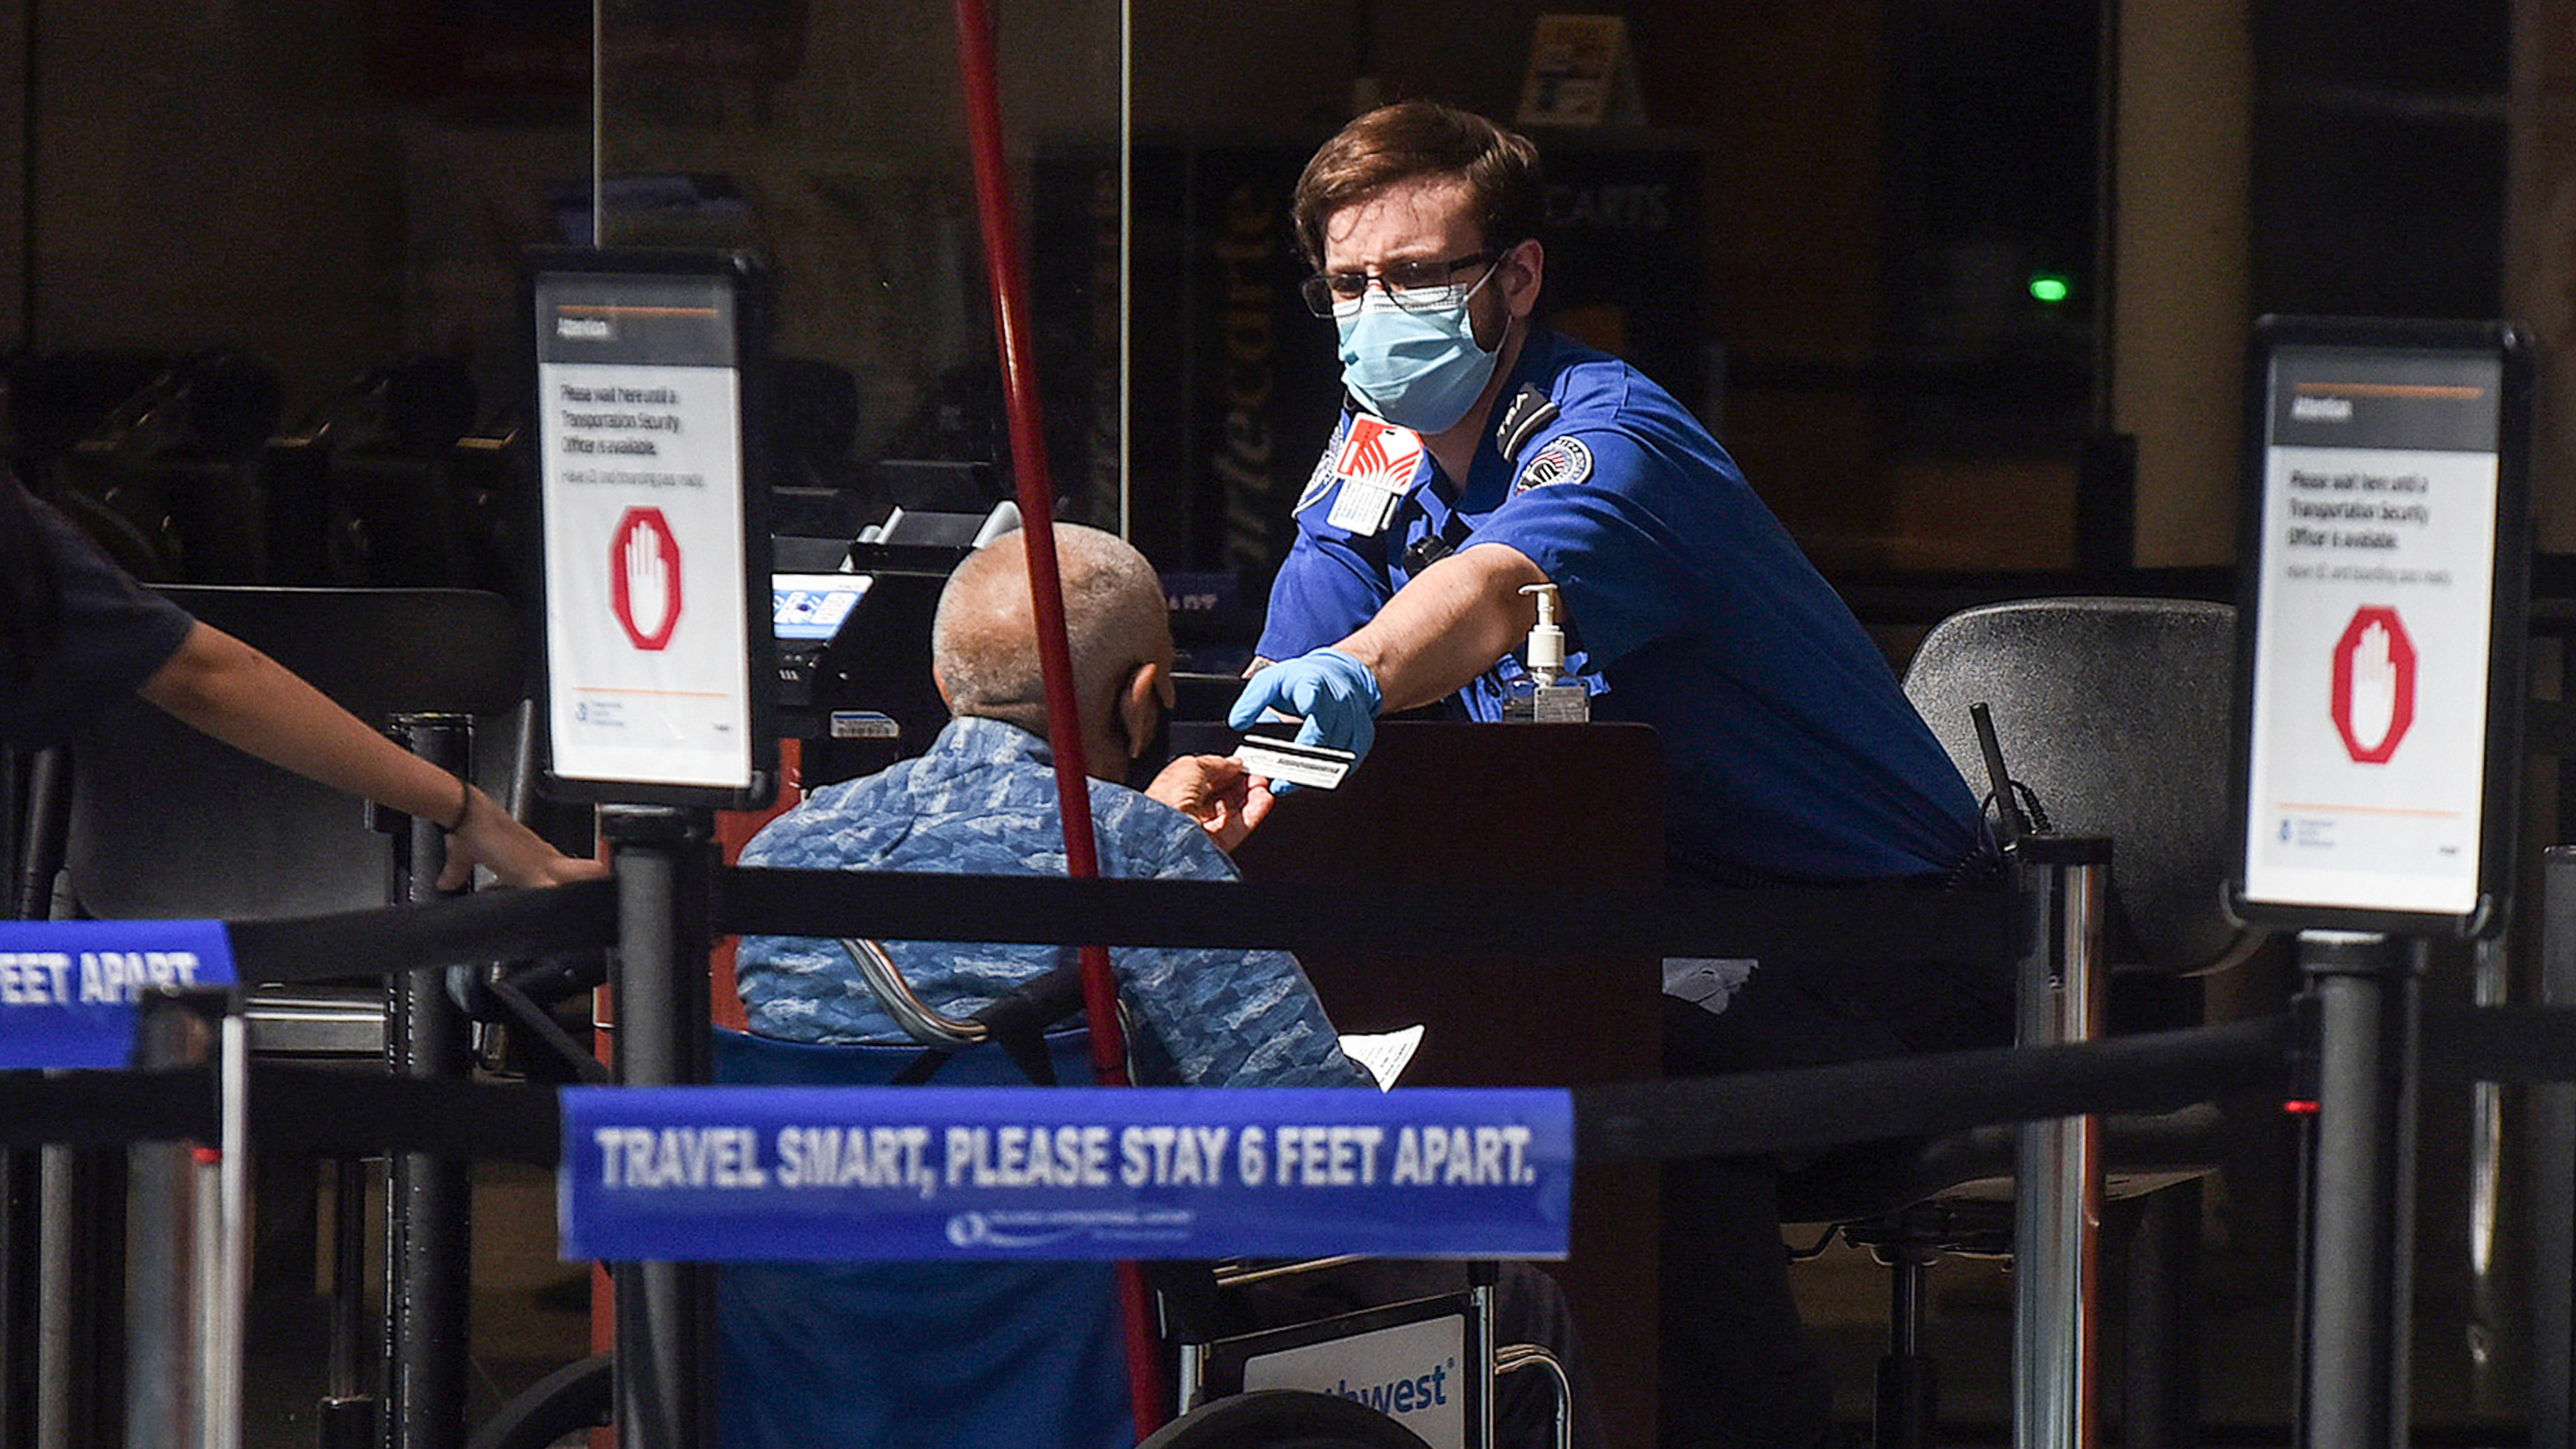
931, 523, 1170, 736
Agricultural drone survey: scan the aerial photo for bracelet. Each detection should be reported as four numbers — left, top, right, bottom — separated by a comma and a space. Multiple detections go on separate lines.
442, 774, 473, 834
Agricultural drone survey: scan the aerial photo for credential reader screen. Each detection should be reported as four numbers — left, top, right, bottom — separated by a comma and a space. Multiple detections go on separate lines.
2241, 343, 2504, 919
535, 267, 756, 793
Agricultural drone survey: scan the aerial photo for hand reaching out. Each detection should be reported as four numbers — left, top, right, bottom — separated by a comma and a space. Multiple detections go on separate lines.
134, 623, 608, 893
1147, 754, 1277, 855
436, 783, 609, 891
1227, 647, 1381, 764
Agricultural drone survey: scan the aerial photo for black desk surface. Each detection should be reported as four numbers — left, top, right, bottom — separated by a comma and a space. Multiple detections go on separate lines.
1233, 720, 1666, 1448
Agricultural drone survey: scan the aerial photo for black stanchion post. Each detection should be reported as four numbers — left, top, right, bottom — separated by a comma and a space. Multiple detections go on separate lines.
2536, 847, 2576, 1449
0, 1143, 31, 1449
383, 716, 477, 1449
2123, 1180, 2201, 1449
2294, 929, 2425, 1449
603, 804, 717, 1449
11, 748, 66, 923
0, 752, 47, 1449
321, 1156, 374, 1449
34, 1144, 119, 1449
2466, 932, 2511, 1412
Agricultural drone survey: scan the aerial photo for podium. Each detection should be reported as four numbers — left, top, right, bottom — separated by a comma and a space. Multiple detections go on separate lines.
1233, 720, 1665, 1448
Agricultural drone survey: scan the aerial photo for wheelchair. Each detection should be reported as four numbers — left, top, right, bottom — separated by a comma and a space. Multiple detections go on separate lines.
468, 945, 1573, 1449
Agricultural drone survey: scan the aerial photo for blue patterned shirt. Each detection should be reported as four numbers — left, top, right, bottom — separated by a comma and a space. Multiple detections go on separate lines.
735, 717, 1368, 1088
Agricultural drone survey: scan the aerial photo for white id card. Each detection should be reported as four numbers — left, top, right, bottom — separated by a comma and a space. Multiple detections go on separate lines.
1234, 735, 1358, 791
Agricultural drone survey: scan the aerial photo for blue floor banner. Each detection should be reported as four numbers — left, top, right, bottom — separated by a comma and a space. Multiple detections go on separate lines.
0, 919, 236, 1070
559, 1085, 1574, 1262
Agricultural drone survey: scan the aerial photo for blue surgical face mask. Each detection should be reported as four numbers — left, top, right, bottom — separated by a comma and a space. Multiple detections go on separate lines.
1334, 262, 1503, 434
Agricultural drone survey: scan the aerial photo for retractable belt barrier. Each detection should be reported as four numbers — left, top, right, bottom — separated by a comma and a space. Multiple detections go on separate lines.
6, 868, 2007, 997
0, 1060, 562, 1161
4, 867, 2574, 1198
710, 866, 2020, 964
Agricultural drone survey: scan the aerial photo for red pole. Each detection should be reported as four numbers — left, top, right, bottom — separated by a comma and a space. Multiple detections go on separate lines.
949, 0, 1168, 1434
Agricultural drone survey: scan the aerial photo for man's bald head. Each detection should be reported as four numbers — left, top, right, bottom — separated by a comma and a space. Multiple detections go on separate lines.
931, 524, 1173, 744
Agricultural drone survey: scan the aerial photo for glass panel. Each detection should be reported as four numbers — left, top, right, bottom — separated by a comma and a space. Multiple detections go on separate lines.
0, 2, 2114, 596
0, 1, 2131, 599
4, 5, 595, 589
597, 0, 1127, 545
591, 0, 2110, 596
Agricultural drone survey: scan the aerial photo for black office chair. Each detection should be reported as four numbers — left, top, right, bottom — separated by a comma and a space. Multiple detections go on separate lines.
713, 957, 1570, 1449
1777, 596, 2265, 1449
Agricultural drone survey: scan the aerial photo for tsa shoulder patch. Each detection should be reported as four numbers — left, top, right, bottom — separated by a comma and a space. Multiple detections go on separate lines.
1513, 435, 1593, 495
1294, 432, 1341, 514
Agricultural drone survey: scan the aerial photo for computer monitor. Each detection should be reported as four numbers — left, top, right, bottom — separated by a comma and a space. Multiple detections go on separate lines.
770, 503, 1019, 780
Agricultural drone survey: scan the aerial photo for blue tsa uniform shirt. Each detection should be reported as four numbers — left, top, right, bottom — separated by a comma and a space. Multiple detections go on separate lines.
1258, 329, 1984, 885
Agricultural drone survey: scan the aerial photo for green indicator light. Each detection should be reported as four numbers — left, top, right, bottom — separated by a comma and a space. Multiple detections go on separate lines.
2028, 272, 2071, 304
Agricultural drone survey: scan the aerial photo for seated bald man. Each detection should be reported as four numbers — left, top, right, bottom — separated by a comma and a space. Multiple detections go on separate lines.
735, 520, 1369, 1086
726, 523, 1596, 1449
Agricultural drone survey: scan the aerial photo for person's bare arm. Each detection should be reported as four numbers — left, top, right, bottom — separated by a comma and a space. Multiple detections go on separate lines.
1332, 542, 1548, 712
137, 621, 605, 890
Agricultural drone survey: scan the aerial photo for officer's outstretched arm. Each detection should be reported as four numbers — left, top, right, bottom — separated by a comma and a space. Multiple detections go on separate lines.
1336, 542, 1548, 714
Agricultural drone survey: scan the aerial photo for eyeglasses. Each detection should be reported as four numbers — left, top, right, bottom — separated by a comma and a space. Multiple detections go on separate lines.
1299, 252, 1498, 317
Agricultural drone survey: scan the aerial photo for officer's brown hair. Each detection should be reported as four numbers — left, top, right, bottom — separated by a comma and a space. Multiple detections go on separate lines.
1290, 101, 1543, 270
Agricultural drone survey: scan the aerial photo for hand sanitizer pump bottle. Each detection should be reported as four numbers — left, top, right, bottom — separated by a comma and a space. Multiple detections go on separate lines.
1503, 582, 1590, 723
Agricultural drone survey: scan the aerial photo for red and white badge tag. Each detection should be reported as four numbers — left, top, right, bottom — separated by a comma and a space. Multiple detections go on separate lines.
1324, 417, 1425, 536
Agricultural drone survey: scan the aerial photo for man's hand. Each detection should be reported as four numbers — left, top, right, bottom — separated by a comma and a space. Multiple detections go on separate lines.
1147, 754, 1276, 854
1228, 647, 1382, 764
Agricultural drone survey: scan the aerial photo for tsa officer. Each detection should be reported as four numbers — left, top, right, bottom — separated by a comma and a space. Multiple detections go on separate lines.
1231, 101, 2001, 1449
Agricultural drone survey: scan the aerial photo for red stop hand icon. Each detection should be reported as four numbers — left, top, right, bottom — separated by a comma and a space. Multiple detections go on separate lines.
2329, 605, 2414, 764
610, 507, 683, 651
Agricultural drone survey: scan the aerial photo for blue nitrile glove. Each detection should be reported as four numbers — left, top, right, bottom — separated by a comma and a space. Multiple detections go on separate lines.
1229, 647, 1382, 767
